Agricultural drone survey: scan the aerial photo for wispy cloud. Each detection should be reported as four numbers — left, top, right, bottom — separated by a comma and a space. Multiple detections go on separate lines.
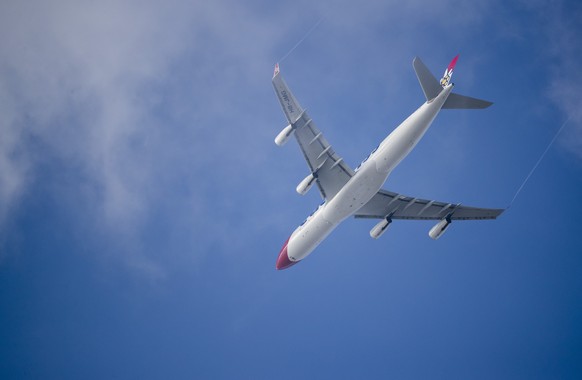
0, 0, 294, 274
1, 0, 579, 276
543, 3, 582, 158
0, 0, 501, 272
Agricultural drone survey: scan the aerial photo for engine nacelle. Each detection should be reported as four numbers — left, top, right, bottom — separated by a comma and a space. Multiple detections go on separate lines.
370, 217, 392, 239
275, 124, 294, 146
428, 217, 451, 240
296, 173, 316, 195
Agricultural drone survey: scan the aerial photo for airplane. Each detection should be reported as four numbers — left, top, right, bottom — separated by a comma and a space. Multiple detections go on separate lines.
272, 55, 504, 270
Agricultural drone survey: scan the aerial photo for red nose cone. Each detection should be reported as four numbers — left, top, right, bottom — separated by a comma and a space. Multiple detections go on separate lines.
276, 237, 298, 270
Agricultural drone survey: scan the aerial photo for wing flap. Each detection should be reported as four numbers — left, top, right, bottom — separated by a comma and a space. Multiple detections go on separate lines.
272, 67, 354, 200
355, 189, 504, 220
292, 113, 354, 200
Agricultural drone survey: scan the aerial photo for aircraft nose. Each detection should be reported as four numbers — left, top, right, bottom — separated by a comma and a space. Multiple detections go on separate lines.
276, 237, 298, 270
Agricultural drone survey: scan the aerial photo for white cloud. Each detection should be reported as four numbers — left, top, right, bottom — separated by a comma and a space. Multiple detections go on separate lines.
543, 5, 582, 159
0, 0, 295, 273
0, 0, 500, 272
2, 0, 577, 276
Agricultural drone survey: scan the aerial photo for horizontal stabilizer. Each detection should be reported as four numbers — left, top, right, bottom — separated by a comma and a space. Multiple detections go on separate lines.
413, 57, 442, 101
442, 93, 493, 109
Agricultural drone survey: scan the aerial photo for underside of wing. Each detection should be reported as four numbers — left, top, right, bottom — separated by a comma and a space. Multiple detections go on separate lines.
272, 66, 354, 200
355, 189, 504, 220
292, 112, 354, 200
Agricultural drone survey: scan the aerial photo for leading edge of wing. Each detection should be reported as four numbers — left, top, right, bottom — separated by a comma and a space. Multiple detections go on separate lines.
354, 189, 505, 221
272, 65, 355, 201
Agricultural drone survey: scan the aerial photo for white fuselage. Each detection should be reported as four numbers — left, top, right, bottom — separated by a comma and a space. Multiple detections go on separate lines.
284, 85, 453, 263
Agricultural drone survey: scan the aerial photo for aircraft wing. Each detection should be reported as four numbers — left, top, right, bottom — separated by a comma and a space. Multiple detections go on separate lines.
354, 189, 504, 220
272, 66, 355, 200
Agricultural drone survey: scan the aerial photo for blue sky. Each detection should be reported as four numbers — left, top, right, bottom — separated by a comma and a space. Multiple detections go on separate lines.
1, 0, 581, 378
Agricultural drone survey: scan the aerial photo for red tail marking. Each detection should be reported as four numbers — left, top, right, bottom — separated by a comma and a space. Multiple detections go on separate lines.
448, 54, 460, 71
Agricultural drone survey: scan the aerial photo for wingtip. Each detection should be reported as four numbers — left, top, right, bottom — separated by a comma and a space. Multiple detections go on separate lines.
273, 63, 280, 78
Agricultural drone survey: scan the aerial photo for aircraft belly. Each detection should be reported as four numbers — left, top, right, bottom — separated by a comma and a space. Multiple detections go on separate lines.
323, 165, 386, 222
272, 60, 499, 270
288, 212, 336, 261
375, 130, 425, 173
320, 90, 451, 224
375, 102, 442, 173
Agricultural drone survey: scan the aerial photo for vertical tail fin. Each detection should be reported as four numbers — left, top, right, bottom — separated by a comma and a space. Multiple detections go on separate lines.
440, 54, 459, 87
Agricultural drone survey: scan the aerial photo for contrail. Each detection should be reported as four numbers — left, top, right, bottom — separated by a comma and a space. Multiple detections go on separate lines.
278, 17, 323, 64
508, 117, 571, 207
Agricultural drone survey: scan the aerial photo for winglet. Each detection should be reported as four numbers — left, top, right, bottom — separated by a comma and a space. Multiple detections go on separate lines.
273, 63, 280, 78
440, 54, 459, 87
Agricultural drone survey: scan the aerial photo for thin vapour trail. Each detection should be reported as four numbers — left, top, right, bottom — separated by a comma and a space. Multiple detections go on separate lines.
277, 17, 323, 64
508, 117, 570, 207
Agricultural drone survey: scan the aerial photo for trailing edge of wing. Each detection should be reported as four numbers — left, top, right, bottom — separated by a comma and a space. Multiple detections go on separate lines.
354, 189, 504, 221
291, 112, 355, 200
272, 66, 355, 201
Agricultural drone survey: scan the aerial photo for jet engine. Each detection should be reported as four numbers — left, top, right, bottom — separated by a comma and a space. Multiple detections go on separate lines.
370, 217, 392, 239
275, 124, 294, 146
428, 217, 451, 240
296, 173, 316, 195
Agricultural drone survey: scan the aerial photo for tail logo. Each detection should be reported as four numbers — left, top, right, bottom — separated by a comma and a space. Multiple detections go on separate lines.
440, 54, 459, 87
